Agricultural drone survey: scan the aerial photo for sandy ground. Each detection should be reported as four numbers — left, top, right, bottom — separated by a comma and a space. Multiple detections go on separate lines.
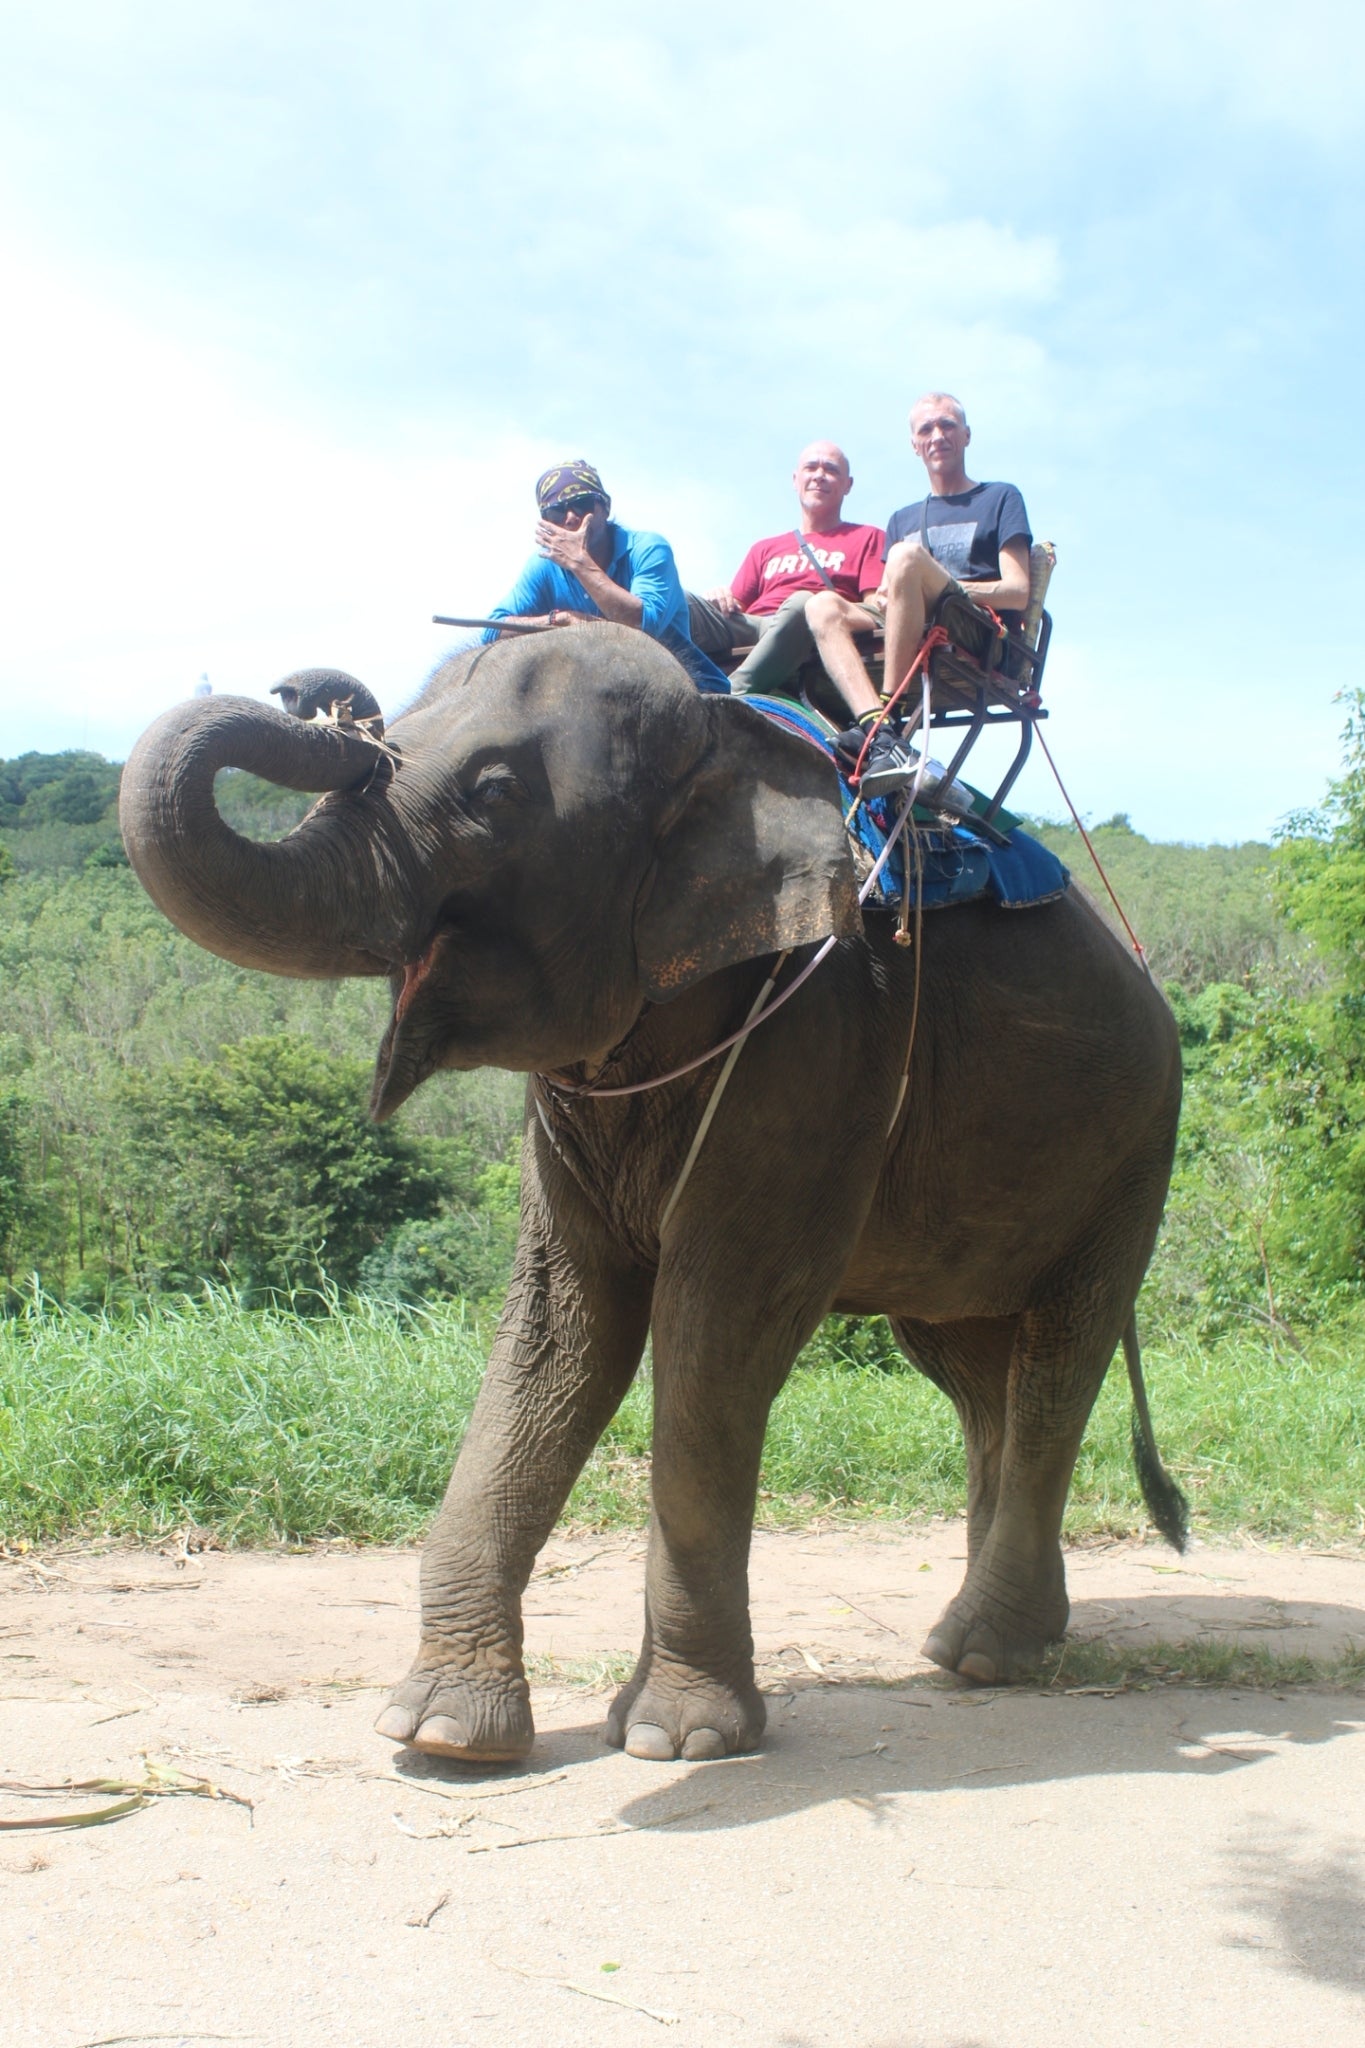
3, 1522, 1365, 2048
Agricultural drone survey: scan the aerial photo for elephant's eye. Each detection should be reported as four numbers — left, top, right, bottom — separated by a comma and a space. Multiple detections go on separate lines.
470, 765, 529, 808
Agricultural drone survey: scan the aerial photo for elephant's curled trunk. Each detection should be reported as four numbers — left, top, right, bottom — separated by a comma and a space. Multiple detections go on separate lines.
120, 692, 412, 978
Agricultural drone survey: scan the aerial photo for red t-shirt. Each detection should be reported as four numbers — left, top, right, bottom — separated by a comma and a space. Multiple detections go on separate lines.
730, 522, 886, 615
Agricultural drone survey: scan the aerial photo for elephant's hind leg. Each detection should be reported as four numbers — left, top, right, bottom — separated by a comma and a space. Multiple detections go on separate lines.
919, 1277, 1132, 1684
376, 1138, 652, 1761
889, 1314, 1015, 1565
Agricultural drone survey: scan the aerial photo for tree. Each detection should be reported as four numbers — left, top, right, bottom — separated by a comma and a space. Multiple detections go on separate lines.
123, 1033, 444, 1296
1275, 687, 1365, 991
0, 1084, 34, 1287
359, 1152, 521, 1304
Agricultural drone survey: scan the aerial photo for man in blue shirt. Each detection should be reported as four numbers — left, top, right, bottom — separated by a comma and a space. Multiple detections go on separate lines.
485, 462, 730, 694
805, 394, 1032, 793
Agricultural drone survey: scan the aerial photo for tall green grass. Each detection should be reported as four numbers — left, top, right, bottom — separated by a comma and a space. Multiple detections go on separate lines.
1, 1293, 1362, 1545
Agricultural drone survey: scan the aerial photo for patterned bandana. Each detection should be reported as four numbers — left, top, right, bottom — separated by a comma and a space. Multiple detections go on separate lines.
535, 461, 609, 513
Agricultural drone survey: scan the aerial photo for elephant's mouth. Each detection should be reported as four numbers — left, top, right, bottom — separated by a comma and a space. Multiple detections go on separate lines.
371, 938, 449, 1121
371, 1004, 445, 1123
370, 1032, 437, 1122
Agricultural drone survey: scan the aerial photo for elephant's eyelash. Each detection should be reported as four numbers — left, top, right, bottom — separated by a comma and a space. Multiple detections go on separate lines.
470, 768, 531, 807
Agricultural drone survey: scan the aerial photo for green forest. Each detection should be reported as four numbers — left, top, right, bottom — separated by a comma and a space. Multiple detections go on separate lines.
3, 713, 1365, 1544
1, 727, 1357, 1331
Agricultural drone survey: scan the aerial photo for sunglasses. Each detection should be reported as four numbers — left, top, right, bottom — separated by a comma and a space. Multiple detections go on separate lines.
542, 496, 602, 524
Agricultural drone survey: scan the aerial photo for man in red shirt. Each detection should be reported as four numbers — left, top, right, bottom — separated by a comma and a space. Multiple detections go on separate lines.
687, 442, 884, 696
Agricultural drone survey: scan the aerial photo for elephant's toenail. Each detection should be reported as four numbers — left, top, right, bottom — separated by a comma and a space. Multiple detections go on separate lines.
680, 1728, 727, 1761
624, 1723, 677, 1761
374, 1705, 416, 1743
411, 1714, 476, 1756
958, 1653, 998, 1685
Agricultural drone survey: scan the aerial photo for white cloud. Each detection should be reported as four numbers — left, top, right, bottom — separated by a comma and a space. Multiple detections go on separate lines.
0, 238, 560, 749
0, 0, 1358, 842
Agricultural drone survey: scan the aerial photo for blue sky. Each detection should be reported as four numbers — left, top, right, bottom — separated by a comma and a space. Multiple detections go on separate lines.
1, 0, 1361, 840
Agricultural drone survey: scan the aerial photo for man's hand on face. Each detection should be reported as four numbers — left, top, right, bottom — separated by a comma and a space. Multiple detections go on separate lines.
535, 507, 601, 577
704, 585, 741, 614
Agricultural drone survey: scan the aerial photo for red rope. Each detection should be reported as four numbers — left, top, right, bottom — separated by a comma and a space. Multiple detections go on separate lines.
849, 625, 950, 784
1035, 723, 1153, 978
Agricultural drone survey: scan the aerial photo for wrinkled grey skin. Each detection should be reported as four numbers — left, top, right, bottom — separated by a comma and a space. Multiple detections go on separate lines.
121, 625, 1182, 1764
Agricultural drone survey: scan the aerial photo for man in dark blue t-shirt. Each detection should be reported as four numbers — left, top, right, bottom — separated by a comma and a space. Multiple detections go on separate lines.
806, 393, 1033, 792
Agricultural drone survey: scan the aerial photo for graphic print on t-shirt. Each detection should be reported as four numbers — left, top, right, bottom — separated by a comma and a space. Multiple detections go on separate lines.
921, 523, 975, 579
730, 522, 886, 615
763, 546, 845, 582
884, 483, 1030, 589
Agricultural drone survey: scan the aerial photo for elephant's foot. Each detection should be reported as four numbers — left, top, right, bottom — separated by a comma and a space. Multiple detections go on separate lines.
374, 1639, 533, 1762
923, 1574, 1069, 1686
605, 1653, 766, 1762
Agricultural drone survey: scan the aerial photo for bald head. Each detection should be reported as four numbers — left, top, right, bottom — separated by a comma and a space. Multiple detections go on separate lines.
793, 441, 854, 531
798, 439, 851, 476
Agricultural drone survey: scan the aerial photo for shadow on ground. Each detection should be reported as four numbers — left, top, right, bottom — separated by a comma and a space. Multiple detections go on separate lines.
392, 1622, 1365, 1847
1066, 1588, 1365, 1657
1225, 1818, 1365, 1996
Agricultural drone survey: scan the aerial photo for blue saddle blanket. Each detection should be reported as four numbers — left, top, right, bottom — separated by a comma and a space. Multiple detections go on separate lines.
745, 694, 1070, 913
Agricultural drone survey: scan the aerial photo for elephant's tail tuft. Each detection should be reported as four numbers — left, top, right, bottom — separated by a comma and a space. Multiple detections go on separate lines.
1122, 1312, 1190, 1553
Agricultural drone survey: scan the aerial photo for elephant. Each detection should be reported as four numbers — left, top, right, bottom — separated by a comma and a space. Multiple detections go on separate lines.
120, 624, 1186, 1765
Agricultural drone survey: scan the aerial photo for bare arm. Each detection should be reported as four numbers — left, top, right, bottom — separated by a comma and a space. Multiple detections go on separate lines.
535, 520, 644, 628
962, 537, 1031, 613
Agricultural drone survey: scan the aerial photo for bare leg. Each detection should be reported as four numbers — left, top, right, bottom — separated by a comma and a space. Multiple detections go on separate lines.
805, 591, 883, 717
806, 544, 953, 719
376, 1125, 653, 1759
882, 542, 951, 700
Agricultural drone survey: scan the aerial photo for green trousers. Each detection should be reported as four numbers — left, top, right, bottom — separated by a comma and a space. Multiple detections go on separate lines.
685, 590, 817, 697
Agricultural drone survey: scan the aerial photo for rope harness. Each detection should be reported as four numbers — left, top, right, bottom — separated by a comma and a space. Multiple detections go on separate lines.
536, 788, 926, 1229
536, 632, 950, 1229
1035, 724, 1155, 981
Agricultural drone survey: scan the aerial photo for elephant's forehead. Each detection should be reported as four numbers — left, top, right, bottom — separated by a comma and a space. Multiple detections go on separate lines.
396, 674, 699, 799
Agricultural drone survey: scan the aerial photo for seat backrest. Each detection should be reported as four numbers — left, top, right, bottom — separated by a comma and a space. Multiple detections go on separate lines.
1019, 541, 1057, 650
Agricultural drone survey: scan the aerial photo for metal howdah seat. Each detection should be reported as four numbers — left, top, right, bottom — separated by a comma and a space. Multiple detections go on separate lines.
723, 543, 1057, 831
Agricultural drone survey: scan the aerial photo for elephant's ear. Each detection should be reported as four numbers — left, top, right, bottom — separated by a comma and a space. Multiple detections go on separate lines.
634, 700, 860, 1001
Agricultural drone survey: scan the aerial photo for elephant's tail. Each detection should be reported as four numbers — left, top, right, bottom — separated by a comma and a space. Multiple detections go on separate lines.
1122, 1310, 1189, 1553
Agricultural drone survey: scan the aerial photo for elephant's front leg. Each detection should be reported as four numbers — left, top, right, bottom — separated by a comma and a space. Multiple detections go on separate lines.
376, 1154, 652, 1761
606, 1273, 831, 1763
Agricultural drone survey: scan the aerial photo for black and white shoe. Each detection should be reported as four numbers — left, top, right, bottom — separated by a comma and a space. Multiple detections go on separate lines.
858, 730, 921, 797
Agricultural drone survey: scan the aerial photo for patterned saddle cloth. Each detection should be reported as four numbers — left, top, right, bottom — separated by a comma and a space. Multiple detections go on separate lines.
744, 694, 1070, 913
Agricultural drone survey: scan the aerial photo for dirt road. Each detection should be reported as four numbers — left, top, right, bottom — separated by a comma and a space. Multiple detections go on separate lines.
4, 1524, 1364, 2048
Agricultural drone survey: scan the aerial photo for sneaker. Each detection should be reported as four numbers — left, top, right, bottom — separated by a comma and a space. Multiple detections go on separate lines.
858, 729, 921, 797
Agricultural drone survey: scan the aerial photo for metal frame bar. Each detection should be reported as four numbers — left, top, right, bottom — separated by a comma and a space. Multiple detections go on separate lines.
787, 604, 1055, 830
